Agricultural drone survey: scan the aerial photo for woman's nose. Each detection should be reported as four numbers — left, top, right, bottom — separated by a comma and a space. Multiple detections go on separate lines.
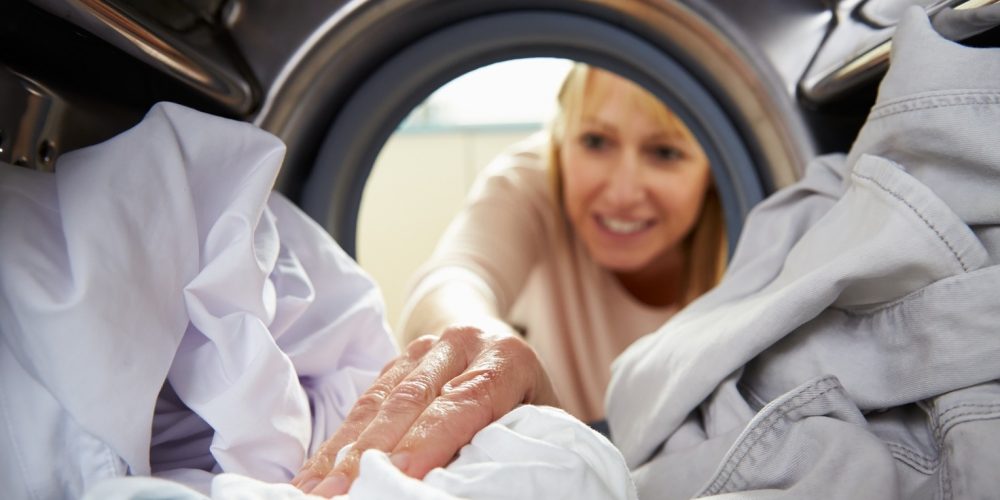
605, 155, 644, 206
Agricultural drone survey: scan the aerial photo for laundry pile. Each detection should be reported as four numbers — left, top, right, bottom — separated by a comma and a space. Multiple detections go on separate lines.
608, 7, 1000, 499
0, 102, 633, 499
3, 5, 999, 500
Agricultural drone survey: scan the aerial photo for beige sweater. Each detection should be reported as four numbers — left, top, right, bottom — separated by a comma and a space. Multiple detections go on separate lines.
408, 136, 675, 421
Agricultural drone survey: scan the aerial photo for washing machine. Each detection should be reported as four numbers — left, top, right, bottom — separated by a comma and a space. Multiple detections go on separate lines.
3, 0, 996, 253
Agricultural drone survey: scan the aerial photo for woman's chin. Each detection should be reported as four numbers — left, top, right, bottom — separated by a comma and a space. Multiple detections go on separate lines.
592, 253, 653, 274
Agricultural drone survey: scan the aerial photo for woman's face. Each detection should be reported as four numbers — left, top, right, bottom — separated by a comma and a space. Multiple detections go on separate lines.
560, 69, 712, 274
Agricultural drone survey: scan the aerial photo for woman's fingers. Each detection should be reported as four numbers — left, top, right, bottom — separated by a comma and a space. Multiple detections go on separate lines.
303, 329, 485, 497
298, 324, 556, 498
389, 336, 549, 480
291, 335, 436, 490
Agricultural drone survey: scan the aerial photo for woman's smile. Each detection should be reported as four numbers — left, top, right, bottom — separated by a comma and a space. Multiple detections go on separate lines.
593, 214, 656, 236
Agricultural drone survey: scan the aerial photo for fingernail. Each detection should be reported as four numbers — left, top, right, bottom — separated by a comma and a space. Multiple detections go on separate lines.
311, 472, 350, 497
390, 451, 411, 473
298, 477, 321, 492
291, 470, 310, 487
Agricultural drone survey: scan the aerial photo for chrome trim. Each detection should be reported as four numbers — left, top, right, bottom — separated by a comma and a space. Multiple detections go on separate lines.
0, 67, 144, 171
29, 0, 257, 115
800, 0, 999, 104
1, 70, 65, 171
956, 0, 1000, 8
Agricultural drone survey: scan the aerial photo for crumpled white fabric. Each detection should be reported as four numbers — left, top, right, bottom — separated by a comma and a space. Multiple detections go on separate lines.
0, 102, 398, 498
84, 405, 636, 500
1, 102, 635, 500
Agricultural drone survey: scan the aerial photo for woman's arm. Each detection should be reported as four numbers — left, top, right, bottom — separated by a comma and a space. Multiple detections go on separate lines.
295, 139, 558, 496
398, 266, 504, 344
293, 277, 558, 496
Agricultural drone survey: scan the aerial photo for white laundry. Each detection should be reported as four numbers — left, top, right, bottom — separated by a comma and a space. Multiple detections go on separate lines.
84, 405, 636, 500
0, 102, 398, 498
0, 102, 634, 500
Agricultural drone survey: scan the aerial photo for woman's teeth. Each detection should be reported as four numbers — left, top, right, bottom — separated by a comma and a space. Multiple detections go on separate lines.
599, 216, 648, 234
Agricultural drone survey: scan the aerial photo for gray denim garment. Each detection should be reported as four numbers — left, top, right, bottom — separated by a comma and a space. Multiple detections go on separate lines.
606, 7, 1000, 500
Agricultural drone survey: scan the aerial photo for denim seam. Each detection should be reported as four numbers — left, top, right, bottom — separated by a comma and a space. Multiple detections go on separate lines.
942, 444, 952, 500
704, 378, 841, 494
933, 403, 1000, 500
869, 92, 1000, 120
936, 403, 1000, 437
832, 288, 926, 316
852, 171, 969, 272
834, 265, 999, 316
885, 441, 938, 474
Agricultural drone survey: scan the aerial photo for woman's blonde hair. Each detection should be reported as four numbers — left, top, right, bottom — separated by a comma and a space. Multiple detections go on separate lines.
547, 63, 727, 306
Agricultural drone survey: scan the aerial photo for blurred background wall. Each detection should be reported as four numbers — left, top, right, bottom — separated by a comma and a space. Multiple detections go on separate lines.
355, 59, 571, 340
358, 126, 537, 333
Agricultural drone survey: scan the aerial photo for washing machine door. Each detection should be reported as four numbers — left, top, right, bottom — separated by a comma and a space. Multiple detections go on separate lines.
247, 0, 827, 257
7, 0, 861, 254
10, 0, 997, 253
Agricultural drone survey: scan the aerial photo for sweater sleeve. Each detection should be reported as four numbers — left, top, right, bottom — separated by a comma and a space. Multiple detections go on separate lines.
407, 135, 555, 316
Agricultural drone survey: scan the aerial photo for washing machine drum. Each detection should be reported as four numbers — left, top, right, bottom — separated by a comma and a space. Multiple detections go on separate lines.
260, 1, 818, 257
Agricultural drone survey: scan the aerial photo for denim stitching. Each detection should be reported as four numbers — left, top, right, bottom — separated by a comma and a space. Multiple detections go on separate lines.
885, 441, 938, 474
870, 92, 1000, 120
942, 444, 952, 500
933, 402, 1000, 500
704, 378, 842, 494
937, 403, 1000, 436
852, 171, 969, 272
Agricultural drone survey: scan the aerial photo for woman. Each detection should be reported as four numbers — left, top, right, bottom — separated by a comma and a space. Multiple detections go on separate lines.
295, 63, 726, 495
399, 63, 726, 420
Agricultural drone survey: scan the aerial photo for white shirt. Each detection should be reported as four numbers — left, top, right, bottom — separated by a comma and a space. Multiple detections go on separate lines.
0, 102, 634, 500
0, 102, 398, 498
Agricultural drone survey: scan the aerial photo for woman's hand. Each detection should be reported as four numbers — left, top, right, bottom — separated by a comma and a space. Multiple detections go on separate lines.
292, 319, 558, 497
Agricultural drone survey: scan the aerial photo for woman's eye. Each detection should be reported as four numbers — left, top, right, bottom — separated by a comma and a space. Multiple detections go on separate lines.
580, 133, 608, 150
651, 145, 683, 162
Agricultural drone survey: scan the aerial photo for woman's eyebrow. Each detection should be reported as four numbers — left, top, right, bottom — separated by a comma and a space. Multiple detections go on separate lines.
646, 129, 689, 142
580, 117, 617, 132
